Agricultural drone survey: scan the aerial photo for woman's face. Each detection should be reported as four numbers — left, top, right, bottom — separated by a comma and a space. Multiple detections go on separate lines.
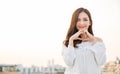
76, 12, 90, 31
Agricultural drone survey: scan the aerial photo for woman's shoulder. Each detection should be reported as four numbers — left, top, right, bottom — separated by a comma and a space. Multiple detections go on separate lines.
94, 37, 103, 42
63, 40, 67, 44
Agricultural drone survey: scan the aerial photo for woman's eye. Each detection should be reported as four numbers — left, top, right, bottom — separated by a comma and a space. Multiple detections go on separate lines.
78, 18, 88, 22
84, 18, 88, 21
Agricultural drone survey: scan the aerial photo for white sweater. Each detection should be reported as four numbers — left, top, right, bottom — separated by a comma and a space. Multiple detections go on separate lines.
62, 41, 106, 74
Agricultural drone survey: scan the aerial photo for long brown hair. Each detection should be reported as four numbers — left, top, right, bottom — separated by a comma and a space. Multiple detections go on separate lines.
64, 7, 94, 47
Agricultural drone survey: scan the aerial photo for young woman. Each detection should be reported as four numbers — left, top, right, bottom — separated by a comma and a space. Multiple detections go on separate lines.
62, 7, 106, 74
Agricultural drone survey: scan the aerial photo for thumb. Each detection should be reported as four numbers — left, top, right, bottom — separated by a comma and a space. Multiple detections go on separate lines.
76, 38, 84, 40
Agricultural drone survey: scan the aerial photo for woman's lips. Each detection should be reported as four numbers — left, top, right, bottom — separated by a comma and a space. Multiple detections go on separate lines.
79, 26, 86, 28
78, 26, 87, 30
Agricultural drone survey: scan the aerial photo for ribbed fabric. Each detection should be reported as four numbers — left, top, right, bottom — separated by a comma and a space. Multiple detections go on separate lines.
62, 41, 106, 74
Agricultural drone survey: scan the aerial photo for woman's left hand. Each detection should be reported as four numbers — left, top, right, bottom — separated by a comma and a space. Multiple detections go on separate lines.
83, 30, 97, 44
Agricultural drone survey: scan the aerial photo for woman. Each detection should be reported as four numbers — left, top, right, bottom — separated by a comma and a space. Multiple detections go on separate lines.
62, 7, 106, 74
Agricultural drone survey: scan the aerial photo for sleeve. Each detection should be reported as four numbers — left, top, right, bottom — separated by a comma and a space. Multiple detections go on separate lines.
61, 44, 76, 67
90, 42, 106, 66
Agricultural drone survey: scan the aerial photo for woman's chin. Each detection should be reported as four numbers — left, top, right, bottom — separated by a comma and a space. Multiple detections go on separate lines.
78, 28, 87, 31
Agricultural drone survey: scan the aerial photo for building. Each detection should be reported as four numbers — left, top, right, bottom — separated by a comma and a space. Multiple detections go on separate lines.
102, 57, 120, 74
0, 64, 18, 72
40, 65, 65, 74
0, 59, 65, 74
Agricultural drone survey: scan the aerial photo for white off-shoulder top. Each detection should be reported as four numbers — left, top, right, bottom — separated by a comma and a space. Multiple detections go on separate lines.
62, 41, 106, 74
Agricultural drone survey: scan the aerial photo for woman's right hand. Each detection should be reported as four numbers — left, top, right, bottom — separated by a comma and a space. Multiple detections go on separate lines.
69, 30, 83, 46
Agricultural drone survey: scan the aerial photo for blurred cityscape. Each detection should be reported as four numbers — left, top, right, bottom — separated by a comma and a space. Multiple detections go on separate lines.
0, 59, 65, 74
0, 57, 120, 74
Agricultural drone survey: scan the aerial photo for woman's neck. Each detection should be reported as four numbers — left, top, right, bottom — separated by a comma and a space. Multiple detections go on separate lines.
81, 33, 87, 39
81, 33, 88, 42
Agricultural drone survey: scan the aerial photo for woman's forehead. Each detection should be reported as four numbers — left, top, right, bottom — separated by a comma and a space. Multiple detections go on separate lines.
78, 12, 89, 18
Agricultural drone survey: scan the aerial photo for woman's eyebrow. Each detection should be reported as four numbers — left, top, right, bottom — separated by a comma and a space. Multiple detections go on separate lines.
83, 17, 89, 19
78, 17, 89, 20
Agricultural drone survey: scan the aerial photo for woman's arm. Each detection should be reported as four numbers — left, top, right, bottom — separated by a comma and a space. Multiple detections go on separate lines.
90, 39, 106, 66
62, 44, 76, 67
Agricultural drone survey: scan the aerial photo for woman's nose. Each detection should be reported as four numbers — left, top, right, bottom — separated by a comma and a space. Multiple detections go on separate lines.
79, 21, 84, 25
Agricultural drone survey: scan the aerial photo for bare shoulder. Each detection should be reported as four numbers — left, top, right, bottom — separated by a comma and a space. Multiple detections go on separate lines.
63, 39, 67, 45
63, 40, 66, 45
95, 37, 103, 42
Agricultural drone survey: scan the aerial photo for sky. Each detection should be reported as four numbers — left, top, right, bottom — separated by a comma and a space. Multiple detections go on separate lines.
0, 0, 120, 67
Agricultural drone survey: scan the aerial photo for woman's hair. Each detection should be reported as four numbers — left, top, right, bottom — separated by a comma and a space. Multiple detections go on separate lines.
64, 7, 94, 47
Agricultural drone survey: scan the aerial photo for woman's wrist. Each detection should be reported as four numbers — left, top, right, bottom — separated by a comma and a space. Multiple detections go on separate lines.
91, 37, 97, 44
69, 38, 74, 46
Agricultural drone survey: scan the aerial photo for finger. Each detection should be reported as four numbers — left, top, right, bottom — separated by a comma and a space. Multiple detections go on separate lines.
84, 29, 88, 33
76, 38, 84, 40
75, 31, 83, 36
82, 38, 90, 41
78, 30, 84, 34
85, 30, 93, 38
84, 38, 90, 41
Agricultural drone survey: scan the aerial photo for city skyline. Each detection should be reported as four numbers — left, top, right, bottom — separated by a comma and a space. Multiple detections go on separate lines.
0, 0, 120, 67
